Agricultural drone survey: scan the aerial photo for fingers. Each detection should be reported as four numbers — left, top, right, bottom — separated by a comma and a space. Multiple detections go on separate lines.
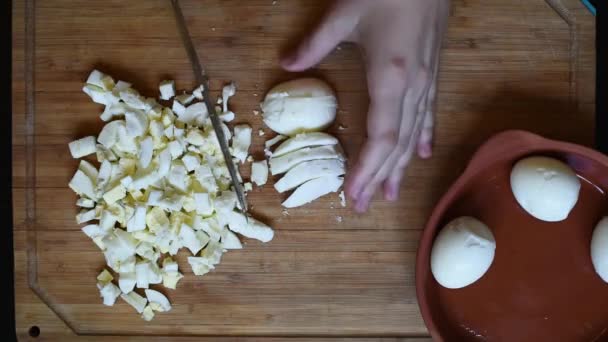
378, 64, 433, 202
383, 104, 427, 200
417, 41, 441, 159
281, 1, 361, 72
417, 110, 434, 159
379, 81, 429, 203
348, 67, 429, 212
345, 93, 405, 211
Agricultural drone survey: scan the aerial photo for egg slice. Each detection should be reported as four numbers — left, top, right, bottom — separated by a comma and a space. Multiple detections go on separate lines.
431, 216, 496, 289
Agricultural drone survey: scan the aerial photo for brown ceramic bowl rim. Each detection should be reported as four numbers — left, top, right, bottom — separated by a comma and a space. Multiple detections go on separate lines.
415, 129, 608, 340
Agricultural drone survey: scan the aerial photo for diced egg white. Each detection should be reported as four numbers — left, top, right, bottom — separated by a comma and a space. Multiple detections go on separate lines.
76, 198, 95, 208
71, 72, 277, 321
69, 136, 97, 159
120, 291, 148, 314
192, 84, 204, 100
69, 170, 97, 200
145, 289, 172, 312
251, 160, 268, 186
225, 211, 274, 243
125, 110, 149, 138
98, 282, 121, 306
222, 229, 243, 249
222, 82, 236, 113
159, 80, 176, 100
175, 93, 195, 105
232, 125, 252, 163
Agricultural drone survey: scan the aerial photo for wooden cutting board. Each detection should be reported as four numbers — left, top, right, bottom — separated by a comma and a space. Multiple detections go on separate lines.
12, 0, 595, 340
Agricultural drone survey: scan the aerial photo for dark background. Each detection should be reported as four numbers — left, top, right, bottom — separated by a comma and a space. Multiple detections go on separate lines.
3, 0, 16, 341
596, 1, 607, 153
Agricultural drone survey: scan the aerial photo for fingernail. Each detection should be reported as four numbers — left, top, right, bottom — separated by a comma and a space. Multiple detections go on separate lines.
354, 200, 366, 213
280, 52, 298, 69
419, 144, 432, 159
385, 187, 398, 201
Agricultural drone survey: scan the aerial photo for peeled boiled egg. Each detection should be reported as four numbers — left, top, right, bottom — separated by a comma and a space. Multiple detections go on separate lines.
431, 216, 496, 289
261, 78, 337, 136
510, 156, 581, 222
591, 217, 608, 283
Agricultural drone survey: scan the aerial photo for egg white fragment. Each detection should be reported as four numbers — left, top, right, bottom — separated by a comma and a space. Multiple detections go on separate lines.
232, 125, 252, 163
145, 289, 172, 312
159, 80, 176, 100
69, 136, 97, 158
120, 291, 147, 314
98, 282, 121, 306
251, 160, 268, 186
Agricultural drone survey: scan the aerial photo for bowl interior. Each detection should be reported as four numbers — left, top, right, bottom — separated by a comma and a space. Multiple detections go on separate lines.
417, 135, 608, 342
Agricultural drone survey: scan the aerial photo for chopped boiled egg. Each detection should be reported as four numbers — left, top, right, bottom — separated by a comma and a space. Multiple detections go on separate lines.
232, 125, 252, 163
120, 291, 148, 314
119, 272, 137, 293
125, 110, 148, 137
192, 84, 204, 100
69, 170, 97, 200
225, 211, 274, 243
70, 71, 275, 321
98, 282, 121, 306
69, 136, 97, 158
145, 289, 172, 312
159, 80, 176, 100
222, 229, 243, 249
141, 305, 155, 321
77, 198, 95, 208
222, 82, 236, 113
251, 160, 268, 186
339, 191, 347, 207
97, 269, 114, 283
175, 93, 195, 105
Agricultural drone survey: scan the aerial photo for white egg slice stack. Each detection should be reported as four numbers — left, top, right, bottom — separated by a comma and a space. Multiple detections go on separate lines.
69, 70, 274, 320
261, 78, 347, 208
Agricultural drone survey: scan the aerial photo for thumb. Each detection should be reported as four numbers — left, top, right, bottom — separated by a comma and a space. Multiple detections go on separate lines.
281, 2, 360, 72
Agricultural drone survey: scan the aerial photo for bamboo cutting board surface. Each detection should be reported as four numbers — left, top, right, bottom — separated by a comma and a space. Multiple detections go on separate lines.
13, 0, 595, 340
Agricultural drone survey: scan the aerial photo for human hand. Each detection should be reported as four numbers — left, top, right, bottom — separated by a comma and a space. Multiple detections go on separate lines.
281, 0, 449, 212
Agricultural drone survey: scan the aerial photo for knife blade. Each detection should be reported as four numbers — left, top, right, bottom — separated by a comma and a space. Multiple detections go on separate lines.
171, 0, 249, 216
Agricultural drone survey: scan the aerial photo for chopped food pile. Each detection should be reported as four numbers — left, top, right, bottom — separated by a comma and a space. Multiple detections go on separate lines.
69, 71, 347, 321
69, 70, 274, 320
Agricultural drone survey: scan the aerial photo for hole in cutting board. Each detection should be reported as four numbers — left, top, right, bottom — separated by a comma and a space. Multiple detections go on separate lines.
28, 326, 40, 338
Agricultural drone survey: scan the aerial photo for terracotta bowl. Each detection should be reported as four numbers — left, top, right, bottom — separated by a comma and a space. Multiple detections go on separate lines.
416, 130, 608, 342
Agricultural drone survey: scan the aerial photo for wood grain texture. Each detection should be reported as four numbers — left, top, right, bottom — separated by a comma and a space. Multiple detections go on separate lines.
13, 0, 595, 339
